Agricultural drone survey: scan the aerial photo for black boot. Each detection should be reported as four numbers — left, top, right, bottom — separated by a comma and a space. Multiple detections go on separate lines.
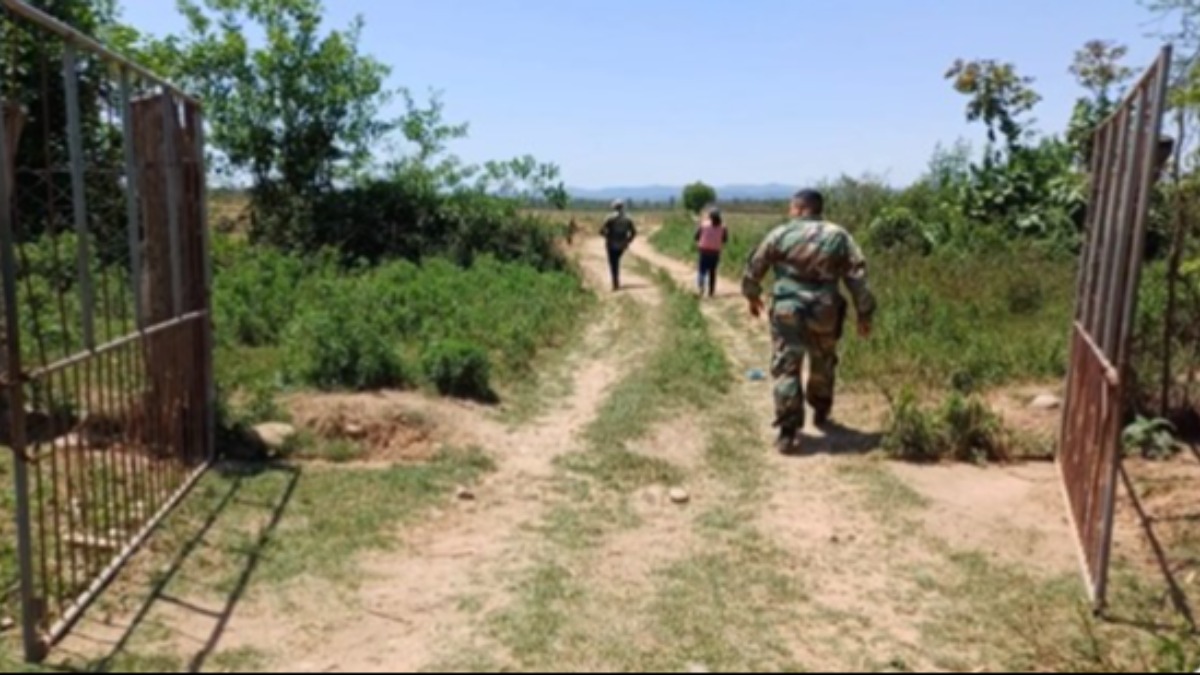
813, 407, 831, 429
775, 426, 800, 455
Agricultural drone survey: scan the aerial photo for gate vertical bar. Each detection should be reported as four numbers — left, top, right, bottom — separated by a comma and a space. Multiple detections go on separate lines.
63, 44, 95, 349
120, 70, 144, 329
0, 98, 44, 664
1119, 48, 1172, 369
192, 110, 215, 462
160, 93, 183, 318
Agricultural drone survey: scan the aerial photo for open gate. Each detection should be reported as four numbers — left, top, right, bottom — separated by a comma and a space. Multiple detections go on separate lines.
1059, 46, 1172, 612
0, 0, 213, 661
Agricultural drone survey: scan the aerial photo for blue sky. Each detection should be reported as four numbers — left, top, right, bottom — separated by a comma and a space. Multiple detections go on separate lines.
123, 0, 1170, 189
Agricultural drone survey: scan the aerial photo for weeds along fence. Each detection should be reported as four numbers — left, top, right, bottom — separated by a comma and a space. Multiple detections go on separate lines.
0, 0, 213, 662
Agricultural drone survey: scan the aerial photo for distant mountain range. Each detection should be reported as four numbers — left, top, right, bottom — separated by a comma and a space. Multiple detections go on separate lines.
567, 183, 796, 202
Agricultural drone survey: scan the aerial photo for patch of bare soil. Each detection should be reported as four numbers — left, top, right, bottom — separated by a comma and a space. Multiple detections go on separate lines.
1112, 452, 1200, 593
287, 393, 441, 462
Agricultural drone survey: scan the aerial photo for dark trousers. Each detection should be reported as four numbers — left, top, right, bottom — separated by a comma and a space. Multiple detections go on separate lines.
697, 251, 721, 297
607, 246, 626, 289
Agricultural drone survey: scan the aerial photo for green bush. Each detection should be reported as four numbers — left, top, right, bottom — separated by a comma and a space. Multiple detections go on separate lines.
868, 206, 933, 255
308, 179, 566, 271
883, 390, 1010, 465
217, 239, 592, 395
421, 340, 494, 401
282, 278, 412, 391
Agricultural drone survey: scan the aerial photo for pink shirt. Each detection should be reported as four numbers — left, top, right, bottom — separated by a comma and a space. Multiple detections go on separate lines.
697, 224, 728, 253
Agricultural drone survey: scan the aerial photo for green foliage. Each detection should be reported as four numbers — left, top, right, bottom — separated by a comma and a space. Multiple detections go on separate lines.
154, 0, 394, 242
652, 212, 1075, 391
867, 206, 934, 255
421, 340, 494, 401
282, 275, 412, 391
309, 178, 566, 270
945, 59, 1042, 149
883, 389, 1011, 465
1122, 416, 1179, 460
682, 181, 718, 215
215, 238, 591, 395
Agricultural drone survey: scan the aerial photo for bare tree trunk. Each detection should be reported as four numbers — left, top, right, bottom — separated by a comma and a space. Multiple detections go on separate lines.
1163, 111, 1190, 419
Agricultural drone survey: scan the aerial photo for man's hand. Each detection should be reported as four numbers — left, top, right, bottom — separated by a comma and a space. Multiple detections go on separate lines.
857, 319, 872, 339
749, 297, 765, 319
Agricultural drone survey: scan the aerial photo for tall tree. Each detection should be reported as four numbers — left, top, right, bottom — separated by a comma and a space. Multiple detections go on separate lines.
1067, 40, 1134, 167
945, 59, 1041, 155
150, 0, 396, 248
682, 181, 717, 215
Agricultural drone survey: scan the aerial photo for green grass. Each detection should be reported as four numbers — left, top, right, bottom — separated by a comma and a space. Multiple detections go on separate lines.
834, 461, 928, 519
129, 446, 496, 597
916, 552, 1200, 673
561, 269, 731, 492
651, 212, 1075, 392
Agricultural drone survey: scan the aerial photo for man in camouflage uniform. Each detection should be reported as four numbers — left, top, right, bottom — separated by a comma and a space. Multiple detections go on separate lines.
600, 199, 637, 291
742, 189, 876, 453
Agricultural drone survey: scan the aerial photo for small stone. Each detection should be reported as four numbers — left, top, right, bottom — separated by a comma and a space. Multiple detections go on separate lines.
343, 423, 367, 439
1030, 394, 1062, 411
456, 486, 476, 501
831, 535, 842, 545
252, 422, 297, 451
687, 663, 710, 674
0, 617, 14, 632
669, 488, 691, 505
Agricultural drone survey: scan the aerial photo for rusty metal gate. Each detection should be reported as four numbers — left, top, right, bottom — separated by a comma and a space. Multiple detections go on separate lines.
1059, 46, 1172, 612
0, 0, 213, 662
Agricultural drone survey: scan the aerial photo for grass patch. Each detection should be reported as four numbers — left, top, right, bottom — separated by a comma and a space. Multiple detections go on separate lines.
627, 527, 807, 672
702, 410, 768, 501
918, 552, 1200, 672
581, 270, 730, 452
560, 448, 684, 493
132, 446, 495, 598
558, 268, 730, 492
488, 562, 583, 663
207, 647, 269, 672
835, 461, 928, 518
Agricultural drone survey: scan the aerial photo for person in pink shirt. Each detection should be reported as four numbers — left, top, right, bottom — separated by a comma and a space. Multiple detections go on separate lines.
695, 206, 730, 298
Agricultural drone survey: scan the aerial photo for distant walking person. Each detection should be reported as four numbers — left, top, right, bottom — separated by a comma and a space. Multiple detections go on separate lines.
695, 206, 729, 297
600, 200, 637, 291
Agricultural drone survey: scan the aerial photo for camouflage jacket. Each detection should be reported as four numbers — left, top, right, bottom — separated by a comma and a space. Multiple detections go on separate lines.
742, 217, 876, 320
600, 212, 637, 250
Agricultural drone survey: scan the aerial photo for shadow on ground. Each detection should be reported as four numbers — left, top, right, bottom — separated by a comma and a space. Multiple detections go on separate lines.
53, 461, 300, 673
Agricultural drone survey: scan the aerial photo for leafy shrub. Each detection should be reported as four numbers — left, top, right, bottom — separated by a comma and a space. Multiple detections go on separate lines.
1123, 416, 1179, 460
421, 340, 494, 401
223, 242, 592, 395
868, 206, 933, 255
882, 389, 1010, 465
211, 235, 331, 347
307, 179, 566, 271
282, 279, 412, 391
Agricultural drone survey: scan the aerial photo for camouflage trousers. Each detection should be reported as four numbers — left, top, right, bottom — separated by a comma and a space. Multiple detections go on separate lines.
769, 296, 847, 431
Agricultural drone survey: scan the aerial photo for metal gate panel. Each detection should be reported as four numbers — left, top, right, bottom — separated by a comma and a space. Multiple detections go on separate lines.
0, 0, 213, 662
1059, 46, 1171, 611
